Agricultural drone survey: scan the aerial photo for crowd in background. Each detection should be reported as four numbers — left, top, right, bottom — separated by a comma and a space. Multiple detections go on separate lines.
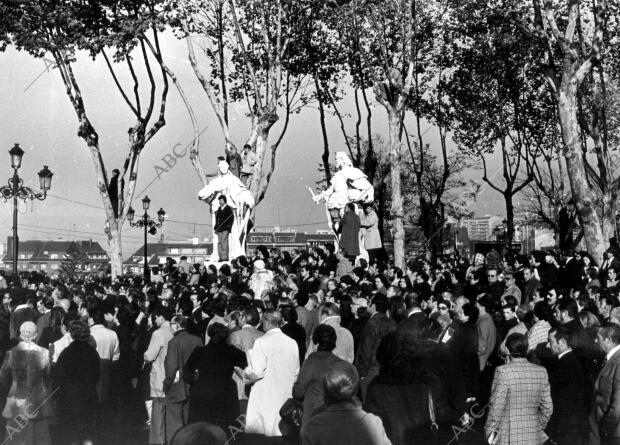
0, 243, 619, 445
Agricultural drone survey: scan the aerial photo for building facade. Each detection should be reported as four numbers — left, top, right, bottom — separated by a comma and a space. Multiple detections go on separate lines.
124, 241, 213, 275
460, 215, 505, 241
246, 230, 335, 252
0, 237, 109, 273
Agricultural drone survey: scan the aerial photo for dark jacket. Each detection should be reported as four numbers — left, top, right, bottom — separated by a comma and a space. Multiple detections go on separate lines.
562, 318, 589, 356
546, 350, 587, 445
539, 263, 559, 289
55, 341, 100, 429
365, 368, 459, 445
293, 351, 344, 432
214, 204, 234, 233
399, 311, 428, 332
449, 321, 479, 399
301, 402, 391, 445
298, 277, 320, 298
164, 329, 203, 403
0, 305, 10, 356
281, 321, 307, 366
562, 257, 584, 291
589, 348, 620, 444
338, 211, 361, 257
416, 340, 467, 416
184, 343, 247, 427
354, 313, 397, 378
36, 311, 52, 343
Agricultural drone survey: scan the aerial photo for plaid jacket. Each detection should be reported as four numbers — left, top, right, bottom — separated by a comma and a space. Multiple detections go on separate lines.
527, 320, 551, 352
485, 358, 553, 445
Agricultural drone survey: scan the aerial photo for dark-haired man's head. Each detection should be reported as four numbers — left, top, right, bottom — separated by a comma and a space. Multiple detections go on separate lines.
370, 295, 389, 315
403, 291, 420, 312
154, 306, 173, 326
323, 362, 359, 405
241, 308, 260, 327
171, 315, 189, 333
69, 320, 91, 343
533, 301, 552, 323
318, 302, 340, 322
477, 293, 495, 314
88, 303, 105, 326
312, 324, 337, 351
207, 322, 229, 345
505, 333, 528, 357
279, 305, 298, 323
599, 294, 618, 318
523, 267, 535, 282
209, 297, 227, 317
502, 303, 517, 321
352, 267, 365, 281
554, 298, 578, 324
295, 292, 309, 308
548, 326, 571, 356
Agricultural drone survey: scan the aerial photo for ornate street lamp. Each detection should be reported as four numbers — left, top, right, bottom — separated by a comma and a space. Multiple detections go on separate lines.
0, 144, 53, 276
128, 195, 165, 282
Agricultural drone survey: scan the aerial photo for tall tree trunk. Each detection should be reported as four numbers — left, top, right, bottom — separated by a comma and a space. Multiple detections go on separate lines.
248, 117, 274, 199
505, 192, 515, 248
377, 181, 387, 247
388, 110, 405, 268
557, 87, 606, 264
315, 78, 331, 182
602, 192, 617, 244
82, 122, 125, 277
106, 223, 123, 277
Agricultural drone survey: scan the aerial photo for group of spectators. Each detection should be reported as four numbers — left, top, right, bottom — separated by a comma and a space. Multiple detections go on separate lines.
1, 243, 620, 445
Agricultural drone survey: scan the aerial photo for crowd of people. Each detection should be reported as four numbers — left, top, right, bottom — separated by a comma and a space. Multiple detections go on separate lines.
1, 243, 620, 445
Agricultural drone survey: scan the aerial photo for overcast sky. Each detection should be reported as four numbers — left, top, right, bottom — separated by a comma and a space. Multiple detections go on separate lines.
0, 32, 507, 257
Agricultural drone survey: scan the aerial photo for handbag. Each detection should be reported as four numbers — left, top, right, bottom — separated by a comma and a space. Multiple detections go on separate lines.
279, 398, 303, 428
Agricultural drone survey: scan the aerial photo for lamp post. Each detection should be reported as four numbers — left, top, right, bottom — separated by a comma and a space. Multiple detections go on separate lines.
0, 144, 53, 276
127, 195, 165, 283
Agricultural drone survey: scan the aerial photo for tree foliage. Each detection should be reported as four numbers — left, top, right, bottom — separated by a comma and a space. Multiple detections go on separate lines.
0, 0, 171, 276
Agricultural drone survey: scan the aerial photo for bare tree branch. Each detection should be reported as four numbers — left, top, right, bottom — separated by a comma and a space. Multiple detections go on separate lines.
101, 50, 140, 118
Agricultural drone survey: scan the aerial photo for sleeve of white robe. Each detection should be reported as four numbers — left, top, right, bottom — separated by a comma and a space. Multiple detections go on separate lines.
247, 338, 267, 380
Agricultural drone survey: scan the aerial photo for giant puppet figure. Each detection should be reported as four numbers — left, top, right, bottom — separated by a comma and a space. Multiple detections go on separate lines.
311, 152, 374, 257
198, 158, 255, 262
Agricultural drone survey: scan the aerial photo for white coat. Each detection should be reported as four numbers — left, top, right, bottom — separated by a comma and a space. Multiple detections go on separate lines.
361, 210, 382, 250
245, 328, 299, 437
144, 321, 174, 398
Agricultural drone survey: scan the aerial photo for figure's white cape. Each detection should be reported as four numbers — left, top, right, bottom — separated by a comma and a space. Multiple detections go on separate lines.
313, 152, 375, 264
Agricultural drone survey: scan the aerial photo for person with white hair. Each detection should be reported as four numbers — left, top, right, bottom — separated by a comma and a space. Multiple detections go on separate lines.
0, 321, 53, 444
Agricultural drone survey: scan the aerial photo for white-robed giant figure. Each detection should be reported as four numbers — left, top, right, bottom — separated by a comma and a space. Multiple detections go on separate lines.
198, 158, 255, 262
311, 152, 374, 258
312, 151, 374, 227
